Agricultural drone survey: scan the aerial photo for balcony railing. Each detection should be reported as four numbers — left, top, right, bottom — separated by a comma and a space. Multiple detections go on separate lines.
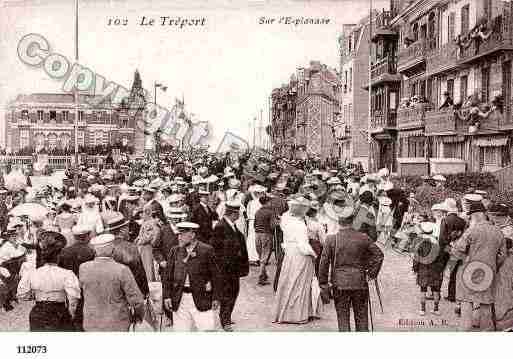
459, 12, 513, 62
371, 111, 396, 130
424, 109, 462, 134
371, 56, 397, 79
426, 41, 459, 75
397, 40, 427, 70
375, 10, 394, 29
396, 103, 432, 129
425, 106, 506, 134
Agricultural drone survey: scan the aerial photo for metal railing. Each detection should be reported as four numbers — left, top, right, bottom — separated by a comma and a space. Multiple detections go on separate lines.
397, 103, 432, 128
494, 164, 513, 192
371, 56, 397, 79
459, 11, 513, 61
371, 111, 397, 129
398, 40, 428, 68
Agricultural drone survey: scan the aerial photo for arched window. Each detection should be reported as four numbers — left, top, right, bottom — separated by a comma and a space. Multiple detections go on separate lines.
47, 133, 57, 149
60, 133, 71, 149
35, 133, 45, 150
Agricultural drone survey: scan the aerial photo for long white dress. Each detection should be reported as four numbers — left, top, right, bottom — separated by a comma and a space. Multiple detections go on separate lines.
273, 212, 322, 324
246, 197, 261, 262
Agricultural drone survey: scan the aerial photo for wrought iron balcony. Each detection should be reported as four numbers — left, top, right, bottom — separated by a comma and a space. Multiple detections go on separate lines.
426, 42, 460, 75
396, 103, 432, 129
371, 110, 396, 132
397, 40, 427, 72
424, 109, 461, 134
371, 56, 397, 79
424, 106, 504, 135
458, 12, 513, 63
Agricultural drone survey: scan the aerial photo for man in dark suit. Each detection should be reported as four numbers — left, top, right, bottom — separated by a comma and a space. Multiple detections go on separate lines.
162, 222, 221, 331
190, 190, 218, 244
353, 190, 378, 242
153, 208, 184, 275
438, 198, 467, 303
319, 204, 384, 331
103, 212, 149, 297
212, 201, 249, 331
57, 225, 96, 331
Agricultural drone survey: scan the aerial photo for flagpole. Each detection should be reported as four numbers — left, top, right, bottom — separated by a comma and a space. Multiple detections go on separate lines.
73, 0, 79, 190
368, 0, 373, 173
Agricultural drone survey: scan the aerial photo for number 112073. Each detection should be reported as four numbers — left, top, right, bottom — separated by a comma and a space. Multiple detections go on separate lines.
16, 345, 47, 354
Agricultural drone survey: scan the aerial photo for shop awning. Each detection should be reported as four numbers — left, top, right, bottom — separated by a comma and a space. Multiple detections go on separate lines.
473, 136, 508, 147
440, 135, 466, 143
398, 129, 424, 138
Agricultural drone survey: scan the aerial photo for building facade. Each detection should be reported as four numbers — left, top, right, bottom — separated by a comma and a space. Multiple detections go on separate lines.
366, 0, 513, 175
339, 17, 375, 171
270, 61, 342, 161
4, 70, 146, 155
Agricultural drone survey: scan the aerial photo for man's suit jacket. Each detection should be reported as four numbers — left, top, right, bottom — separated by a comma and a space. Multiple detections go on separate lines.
386, 188, 409, 229
191, 203, 219, 244
438, 213, 467, 270
152, 224, 179, 265
352, 205, 378, 242
162, 242, 222, 312
113, 238, 149, 296
58, 241, 96, 277
212, 218, 249, 279
319, 227, 384, 290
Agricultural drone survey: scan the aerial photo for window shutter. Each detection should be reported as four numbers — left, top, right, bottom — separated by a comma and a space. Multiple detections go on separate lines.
448, 12, 455, 41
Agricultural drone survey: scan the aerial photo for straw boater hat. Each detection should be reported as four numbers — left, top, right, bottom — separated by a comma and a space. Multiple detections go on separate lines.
176, 222, 200, 232
90, 233, 116, 248
165, 207, 187, 220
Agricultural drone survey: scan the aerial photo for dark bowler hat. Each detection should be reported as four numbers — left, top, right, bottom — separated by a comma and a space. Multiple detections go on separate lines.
488, 203, 510, 216
39, 231, 67, 260
103, 212, 129, 232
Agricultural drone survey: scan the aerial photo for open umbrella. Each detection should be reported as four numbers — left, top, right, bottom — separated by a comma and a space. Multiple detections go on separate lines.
9, 202, 49, 221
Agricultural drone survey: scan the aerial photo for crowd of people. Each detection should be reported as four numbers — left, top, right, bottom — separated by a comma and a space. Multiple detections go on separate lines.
0, 148, 513, 332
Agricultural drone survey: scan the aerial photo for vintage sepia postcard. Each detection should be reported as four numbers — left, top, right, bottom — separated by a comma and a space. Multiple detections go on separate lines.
1, 2, 513, 354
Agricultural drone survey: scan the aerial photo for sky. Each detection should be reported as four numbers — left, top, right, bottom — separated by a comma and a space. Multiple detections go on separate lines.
0, 0, 388, 150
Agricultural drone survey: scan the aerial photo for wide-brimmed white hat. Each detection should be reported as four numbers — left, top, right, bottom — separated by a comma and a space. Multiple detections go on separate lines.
440, 198, 459, 213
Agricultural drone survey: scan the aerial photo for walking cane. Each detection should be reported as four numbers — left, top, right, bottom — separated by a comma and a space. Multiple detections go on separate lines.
374, 278, 384, 314
368, 295, 374, 332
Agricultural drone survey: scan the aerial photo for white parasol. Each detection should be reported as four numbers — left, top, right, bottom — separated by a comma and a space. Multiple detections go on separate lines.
9, 202, 49, 221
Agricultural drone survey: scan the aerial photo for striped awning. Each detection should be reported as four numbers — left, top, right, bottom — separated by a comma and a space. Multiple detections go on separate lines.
398, 129, 424, 138
440, 135, 465, 143
473, 136, 508, 147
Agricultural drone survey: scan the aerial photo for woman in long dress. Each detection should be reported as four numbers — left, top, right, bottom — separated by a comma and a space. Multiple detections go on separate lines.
274, 196, 321, 324
135, 203, 161, 282
246, 185, 265, 265
55, 203, 77, 247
